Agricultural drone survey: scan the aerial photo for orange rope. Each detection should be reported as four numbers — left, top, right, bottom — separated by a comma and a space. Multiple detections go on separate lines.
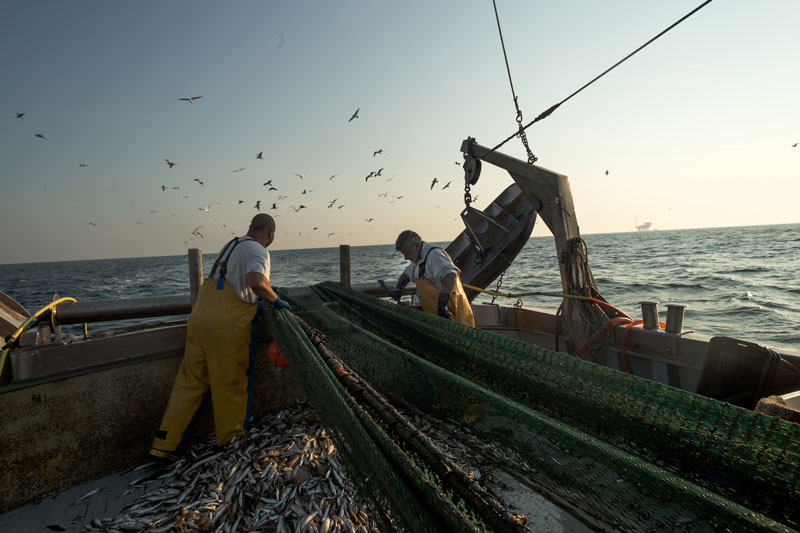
620, 320, 667, 373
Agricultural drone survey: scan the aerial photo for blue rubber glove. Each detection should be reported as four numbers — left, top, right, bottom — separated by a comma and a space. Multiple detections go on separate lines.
273, 298, 292, 311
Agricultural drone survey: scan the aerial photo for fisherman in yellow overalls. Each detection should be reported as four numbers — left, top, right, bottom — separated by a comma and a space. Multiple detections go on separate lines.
150, 214, 291, 460
388, 230, 475, 327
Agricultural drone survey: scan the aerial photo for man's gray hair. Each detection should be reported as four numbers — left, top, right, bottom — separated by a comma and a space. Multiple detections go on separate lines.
395, 230, 421, 250
249, 213, 275, 233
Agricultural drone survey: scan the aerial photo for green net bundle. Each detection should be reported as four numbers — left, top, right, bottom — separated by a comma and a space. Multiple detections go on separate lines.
266, 282, 800, 532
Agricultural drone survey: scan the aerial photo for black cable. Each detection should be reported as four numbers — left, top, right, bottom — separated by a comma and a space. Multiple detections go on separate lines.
492, 0, 521, 116
485, 0, 714, 158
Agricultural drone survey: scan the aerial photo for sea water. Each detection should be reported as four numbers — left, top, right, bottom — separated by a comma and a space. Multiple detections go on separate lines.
1, 224, 798, 353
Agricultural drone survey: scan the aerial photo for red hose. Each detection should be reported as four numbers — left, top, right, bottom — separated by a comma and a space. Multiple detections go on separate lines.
572, 317, 632, 359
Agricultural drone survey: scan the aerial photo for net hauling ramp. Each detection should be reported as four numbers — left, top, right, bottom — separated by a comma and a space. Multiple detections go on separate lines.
263, 282, 800, 532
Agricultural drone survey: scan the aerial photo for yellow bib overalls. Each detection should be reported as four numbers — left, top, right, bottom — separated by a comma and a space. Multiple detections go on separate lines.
415, 247, 475, 328
150, 238, 261, 460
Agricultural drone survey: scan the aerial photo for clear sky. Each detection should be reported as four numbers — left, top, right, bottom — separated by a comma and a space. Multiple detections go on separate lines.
2, 0, 798, 264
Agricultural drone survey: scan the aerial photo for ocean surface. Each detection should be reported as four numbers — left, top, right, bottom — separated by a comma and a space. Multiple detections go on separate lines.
1, 224, 798, 353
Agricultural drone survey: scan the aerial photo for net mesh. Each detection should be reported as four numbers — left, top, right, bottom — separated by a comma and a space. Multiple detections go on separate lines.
264, 282, 800, 532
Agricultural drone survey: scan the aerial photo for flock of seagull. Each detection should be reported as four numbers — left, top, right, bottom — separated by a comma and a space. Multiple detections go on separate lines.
14, 101, 462, 246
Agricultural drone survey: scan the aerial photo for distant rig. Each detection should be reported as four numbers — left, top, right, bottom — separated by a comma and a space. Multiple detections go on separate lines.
636, 221, 652, 232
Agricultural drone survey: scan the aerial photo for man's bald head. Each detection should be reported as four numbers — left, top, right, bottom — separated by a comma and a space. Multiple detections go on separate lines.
250, 213, 275, 233
248, 214, 276, 247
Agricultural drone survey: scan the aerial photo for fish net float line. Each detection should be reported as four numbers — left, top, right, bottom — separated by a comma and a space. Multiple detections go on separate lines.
308, 281, 800, 528
292, 313, 530, 533
484, 0, 715, 160
271, 303, 491, 532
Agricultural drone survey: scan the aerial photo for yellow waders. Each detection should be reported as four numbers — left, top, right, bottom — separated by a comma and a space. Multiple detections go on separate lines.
150, 277, 260, 460
416, 276, 475, 327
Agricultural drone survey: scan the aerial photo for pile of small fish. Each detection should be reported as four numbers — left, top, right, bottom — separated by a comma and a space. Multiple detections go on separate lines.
86, 402, 380, 533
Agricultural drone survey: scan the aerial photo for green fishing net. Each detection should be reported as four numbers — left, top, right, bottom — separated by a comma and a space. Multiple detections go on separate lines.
264, 282, 800, 532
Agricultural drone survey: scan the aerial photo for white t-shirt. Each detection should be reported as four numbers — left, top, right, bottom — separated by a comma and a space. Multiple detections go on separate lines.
402, 242, 460, 291
211, 237, 270, 303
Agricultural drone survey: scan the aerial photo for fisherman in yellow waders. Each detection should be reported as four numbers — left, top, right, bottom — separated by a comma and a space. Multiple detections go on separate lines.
150, 214, 291, 460
389, 229, 475, 327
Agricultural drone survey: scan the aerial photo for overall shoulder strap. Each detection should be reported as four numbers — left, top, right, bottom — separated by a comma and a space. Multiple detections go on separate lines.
210, 237, 252, 279
418, 245, 443, 278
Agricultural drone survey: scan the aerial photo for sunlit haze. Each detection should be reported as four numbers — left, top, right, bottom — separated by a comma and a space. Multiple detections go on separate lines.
2, 1, 798, 264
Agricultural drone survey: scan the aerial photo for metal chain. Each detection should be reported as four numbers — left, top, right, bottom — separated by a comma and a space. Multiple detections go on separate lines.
490, 269, 506, 304
463, 183, 472, 208
516, 107, 537, 164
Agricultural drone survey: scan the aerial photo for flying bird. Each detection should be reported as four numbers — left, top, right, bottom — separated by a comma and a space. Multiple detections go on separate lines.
268, 186, 277, 191
34, 133, 47, 139
263, 180, 272, 186
16, 113, 25, 119
294, 173, 304, 179
605, 170, 610, 176
161, 185, 167, 192
454, 161, 461, 166
430, 177, 438, 190
375, 168, 383, 176
238, 200, 245, 204
442, 181, 451, 190
365, 218, 374, 222
149, 209, 157, 213
393, 195, 404, 200
172, 186, 180, 190
373, 149, 384, 156
199, 204, 210, 213
165, 159, 176, 168
348, 108, 359, 122
88, 222, 96, 226
256, 152, 263, 159
271, 203, 278, 210
291, 205, 307, 212
233, 168, 245, 173
192, 226, 204, 238
255, 201, 261, 211
79, 163, 88, 167
378, 192, 387, 198
365, 172, 375, 182
337, 205, 345, 209
328, 232, 336, 237
178, 96, 203, 104
301, 189, 314, 194
313, 227, 318, 231
793, 143, 798, 148
329, 174, 337, 180
193, 178, 204, 186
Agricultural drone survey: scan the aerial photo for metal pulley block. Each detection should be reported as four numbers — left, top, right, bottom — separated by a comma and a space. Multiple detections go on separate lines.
463, 156, 481, 186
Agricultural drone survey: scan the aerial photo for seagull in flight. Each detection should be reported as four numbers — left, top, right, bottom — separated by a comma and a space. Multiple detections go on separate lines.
454, 161, 461, 166
79, 163, 88, 167
430, 177, 438, 190
348, 108, 359, 122
233, 168, 245, 173
193, 178, 204, 186
16, 113, 25, 119
605, 170, 610, 176
291, 205, 307, 212
271, 203, 278, 210
199, 204, 211, 213
792, 143, 798, 148
178, 96, 203, 104
192, 226, 204, 238
375, 168, 383, 176
337, 205, 345, 210
268, 186, 277, 191
238, 200, 245, 204
365, 218, 374, 222
294, 173, 304, 179
255, 201, 261, 212
165, 159, 177, 168
88, 222, 96, 226
378, 192, 387, 198
34, 133, 47, 139
442, 181, 451, 190
373, 149, 383, 156
256, 152, 263, 159
263, 180, 272, 186
161, 185, 167, 192
365, 172, 375, 182
328, 232, 336, 237
329, 174, 337, 180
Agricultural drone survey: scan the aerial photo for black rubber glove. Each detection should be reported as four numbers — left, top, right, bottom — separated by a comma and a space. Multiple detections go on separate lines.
437, 292, 453, 320
388, 278, 408, 302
